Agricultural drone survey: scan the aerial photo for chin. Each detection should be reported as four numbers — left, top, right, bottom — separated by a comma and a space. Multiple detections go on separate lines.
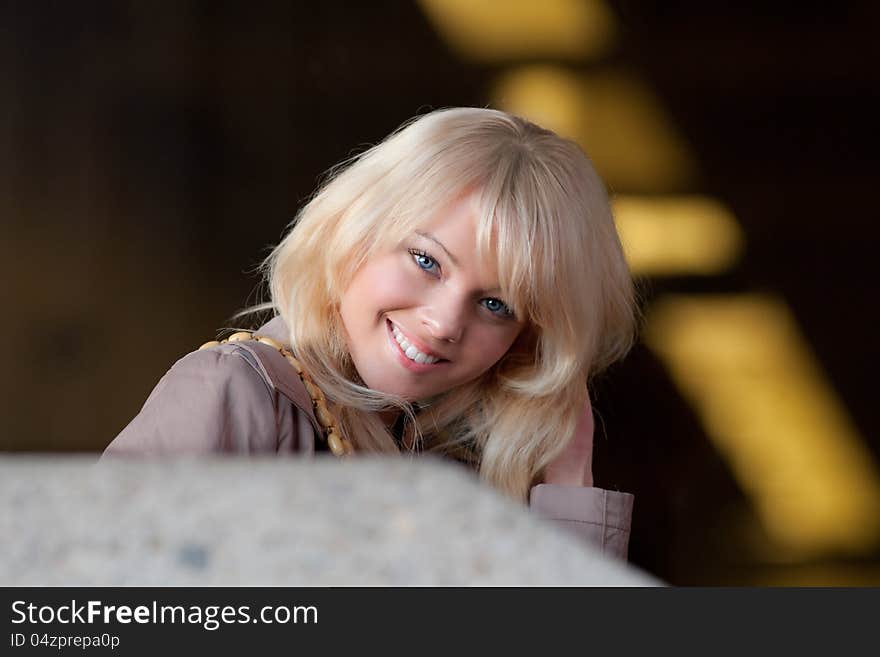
358, 374, 412, 399
370, 378, 439, 402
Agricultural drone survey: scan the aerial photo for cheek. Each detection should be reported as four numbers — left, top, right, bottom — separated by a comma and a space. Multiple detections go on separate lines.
370, 266, 419, 306
463, 325, 521, 369
342, 257, 420, 320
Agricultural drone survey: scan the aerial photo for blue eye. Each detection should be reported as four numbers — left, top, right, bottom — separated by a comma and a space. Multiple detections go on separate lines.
482, 298, 514, 319
409, 249, 439, 274
409, 247, 515, 320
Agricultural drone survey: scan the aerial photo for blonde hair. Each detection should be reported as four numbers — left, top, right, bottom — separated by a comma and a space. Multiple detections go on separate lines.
262, 107, 637, 502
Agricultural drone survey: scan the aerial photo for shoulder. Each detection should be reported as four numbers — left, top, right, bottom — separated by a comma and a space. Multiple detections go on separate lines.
103, 342, 281, 457
190, 336, 322, 435
160, 342, 275, 402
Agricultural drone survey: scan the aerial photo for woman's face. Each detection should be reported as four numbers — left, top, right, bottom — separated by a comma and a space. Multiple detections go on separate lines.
339, 191, 525, 402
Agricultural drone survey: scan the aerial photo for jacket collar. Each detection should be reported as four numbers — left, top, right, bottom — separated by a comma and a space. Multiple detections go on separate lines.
255, 315, 290, 346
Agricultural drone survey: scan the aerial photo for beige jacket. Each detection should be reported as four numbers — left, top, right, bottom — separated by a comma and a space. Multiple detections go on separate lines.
103, 317, 635, 559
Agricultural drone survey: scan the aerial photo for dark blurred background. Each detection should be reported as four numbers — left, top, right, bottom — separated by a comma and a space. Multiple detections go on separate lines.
2, 1, 879, 586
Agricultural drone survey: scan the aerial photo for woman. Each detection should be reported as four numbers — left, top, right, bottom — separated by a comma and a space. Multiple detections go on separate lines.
103, 107, 637, 559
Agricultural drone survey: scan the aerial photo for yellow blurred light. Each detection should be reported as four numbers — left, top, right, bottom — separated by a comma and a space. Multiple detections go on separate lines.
613, 195, 745, 276
491, 66, 696, 192
645, 294, 880, 558
417, 0, 616, 62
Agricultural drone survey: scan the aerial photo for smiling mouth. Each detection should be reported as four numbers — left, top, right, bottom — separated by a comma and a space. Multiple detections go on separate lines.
386, 319, 449, 365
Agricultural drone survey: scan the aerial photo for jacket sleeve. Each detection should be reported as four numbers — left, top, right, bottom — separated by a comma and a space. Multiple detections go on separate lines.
528, 484, 634, 560
102, 345, 287, 457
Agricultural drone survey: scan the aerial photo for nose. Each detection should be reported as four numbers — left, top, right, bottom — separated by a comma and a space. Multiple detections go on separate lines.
420, 294, 466, 344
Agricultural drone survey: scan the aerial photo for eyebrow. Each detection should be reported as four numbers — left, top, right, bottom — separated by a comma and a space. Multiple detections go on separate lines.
415, 231, 459, 267
414, 230, 502, 295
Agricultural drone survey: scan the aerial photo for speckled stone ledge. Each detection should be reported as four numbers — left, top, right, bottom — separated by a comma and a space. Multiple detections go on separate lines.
1, 455, 661, 586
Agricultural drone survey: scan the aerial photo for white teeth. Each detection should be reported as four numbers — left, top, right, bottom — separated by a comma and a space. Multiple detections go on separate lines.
391, 323, 439, 365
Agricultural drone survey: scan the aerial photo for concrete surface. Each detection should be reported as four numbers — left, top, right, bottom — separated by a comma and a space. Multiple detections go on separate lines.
0, 455, 662, 586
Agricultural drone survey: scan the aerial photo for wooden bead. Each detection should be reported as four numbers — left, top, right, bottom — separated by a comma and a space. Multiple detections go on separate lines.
327, 430, 346, 456
284, 354, 304, 374
304, 380, 326, 404
256, 336, 283, 350
227, 331, 253, 343
314, 401, 335, 428
198, 340, 220, 350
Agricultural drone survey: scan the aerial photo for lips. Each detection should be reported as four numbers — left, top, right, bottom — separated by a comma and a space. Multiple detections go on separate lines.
386, 319, 449, 370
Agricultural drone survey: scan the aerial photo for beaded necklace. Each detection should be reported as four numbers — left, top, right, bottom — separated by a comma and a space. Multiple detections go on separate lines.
198, 332, 354, 457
